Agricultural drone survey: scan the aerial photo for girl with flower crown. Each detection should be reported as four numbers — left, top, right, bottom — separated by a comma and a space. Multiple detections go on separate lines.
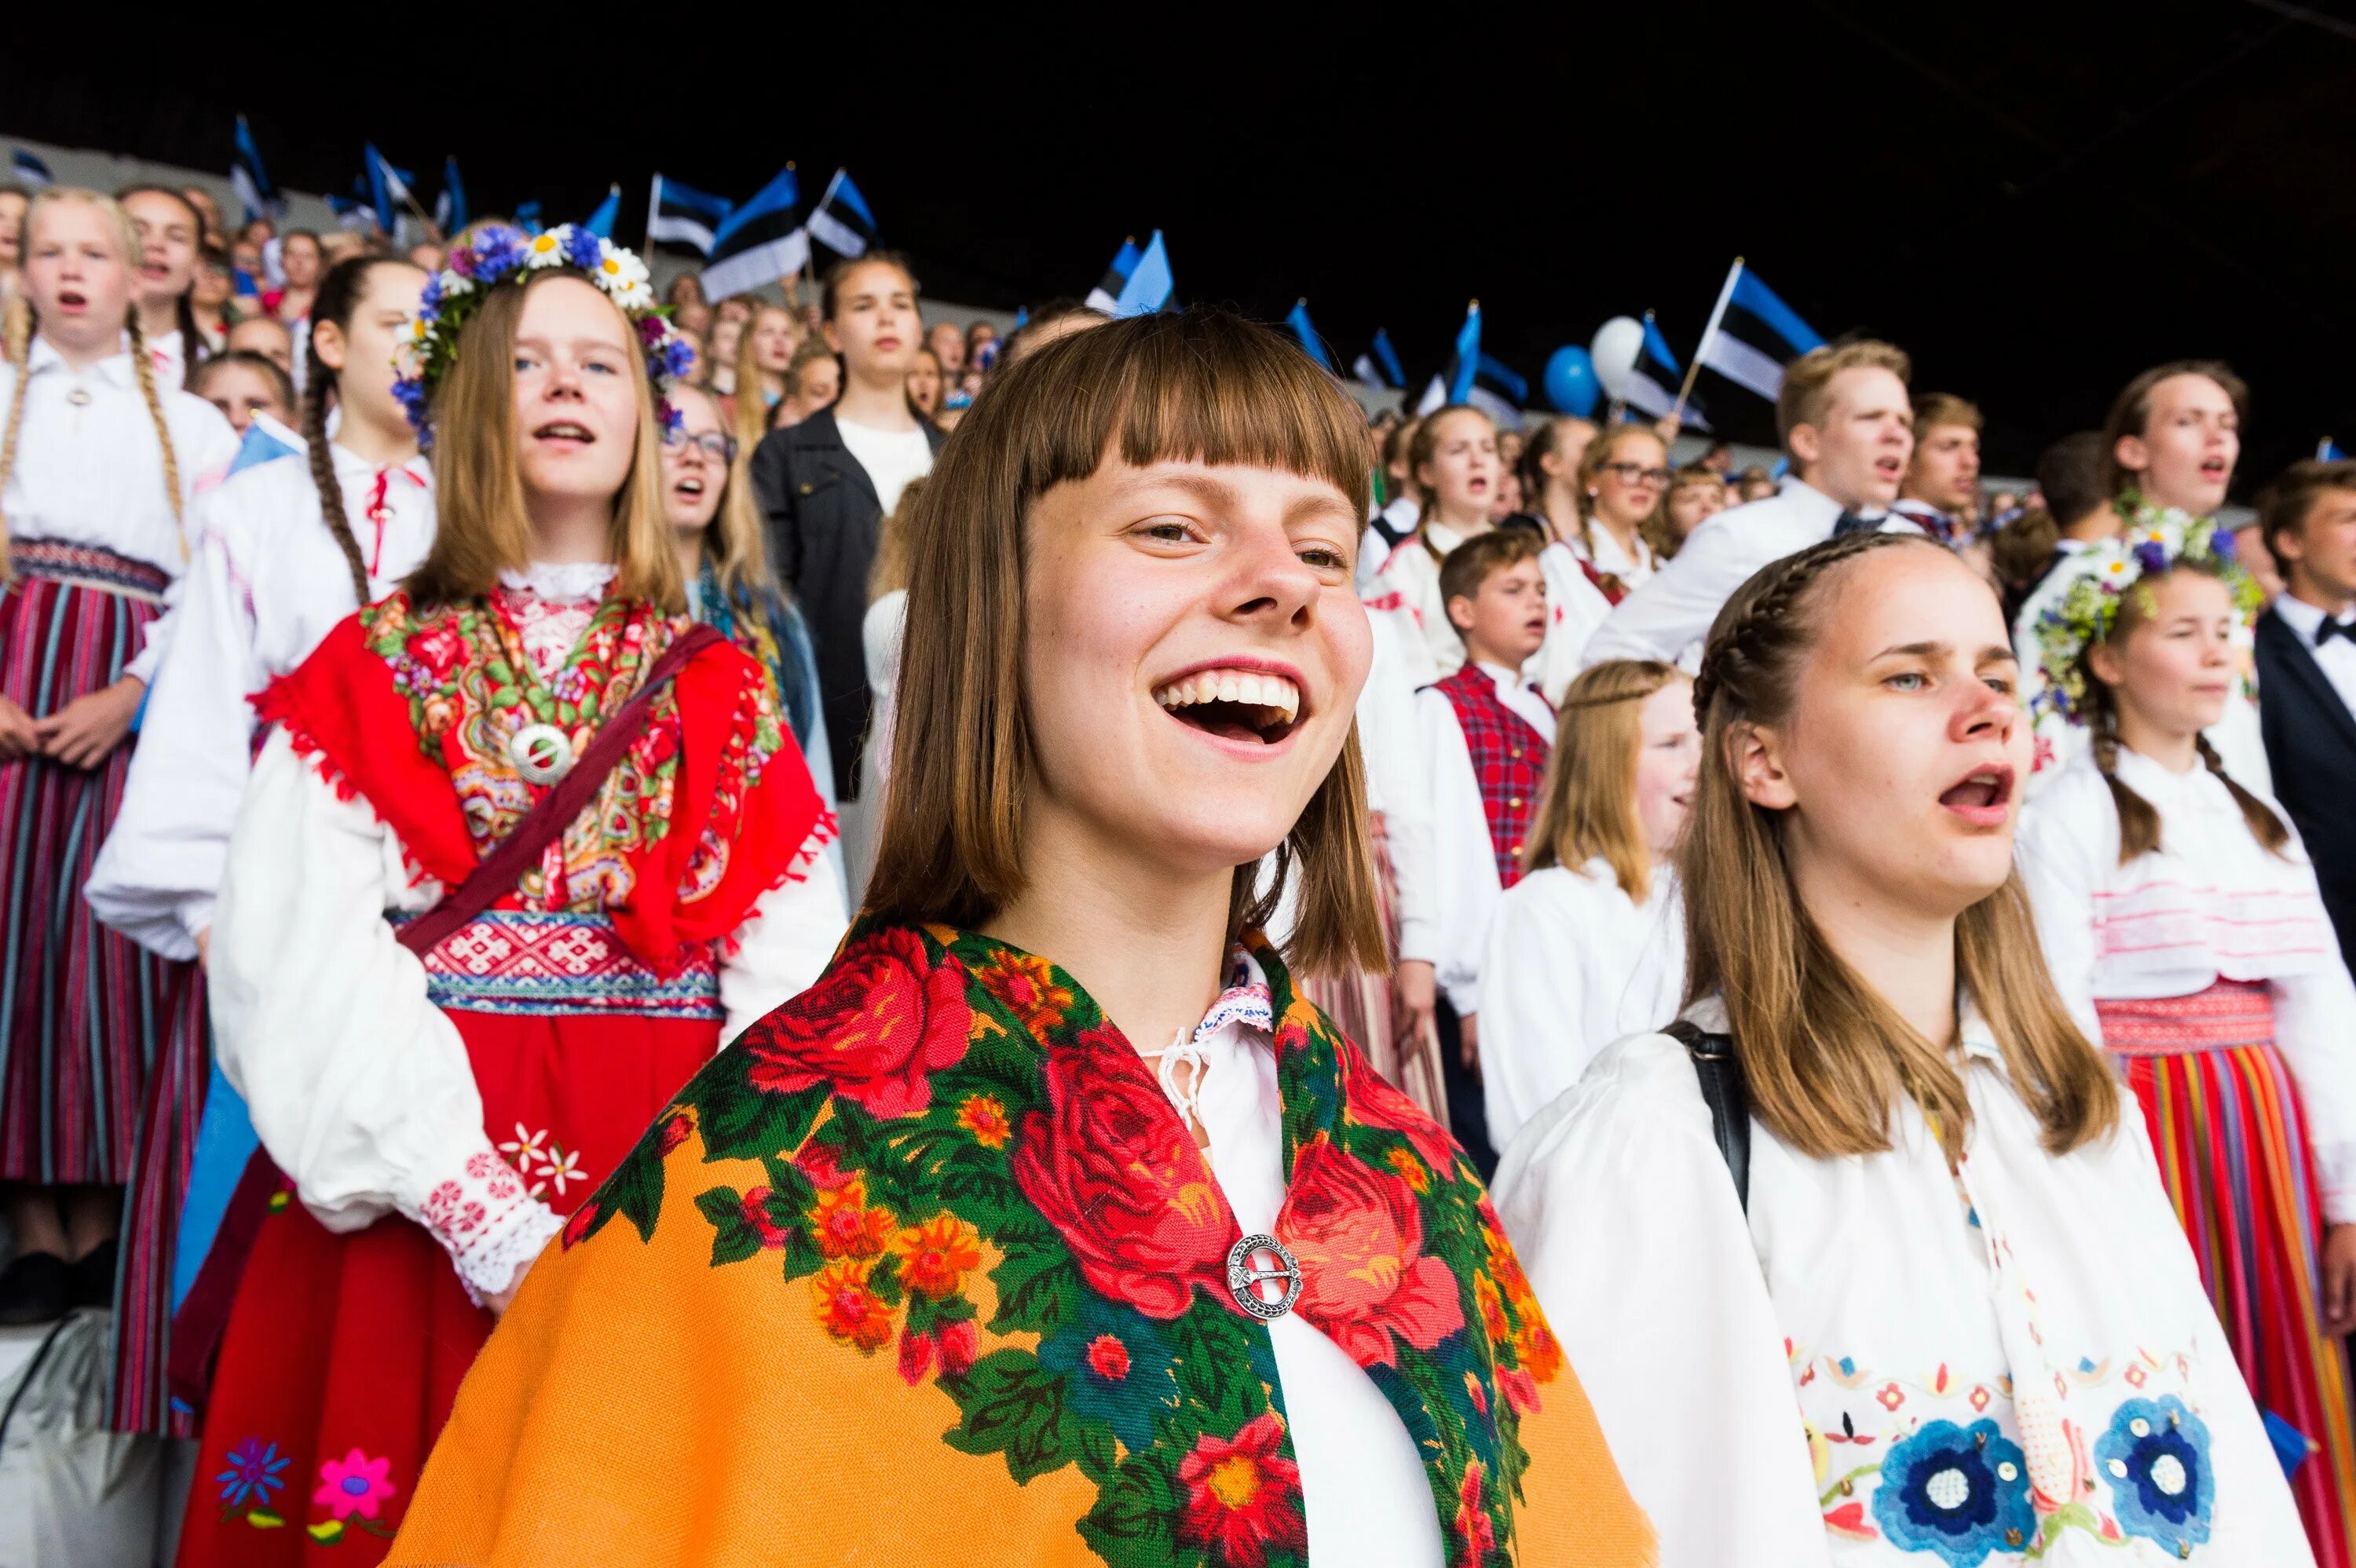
1494, 530, 2310, 1564
2019, 524, 2356, 1564
2014, 361, 2268, 795
0, 188, 237, 1328
385, 309, 1652, 1568
170, 223, 846, 1566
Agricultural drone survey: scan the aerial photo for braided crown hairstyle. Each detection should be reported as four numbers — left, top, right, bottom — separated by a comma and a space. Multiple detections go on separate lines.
1683, 528, 2116, 1163
302, 256, 419, 604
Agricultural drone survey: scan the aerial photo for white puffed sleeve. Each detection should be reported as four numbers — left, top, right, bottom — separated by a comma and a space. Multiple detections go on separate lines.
209, 732, 558, 1300
1414, 688, 1502, 1017
2269, 861, 2356, 1225
1479, 873, 1590, 1156
2014, 777, 2113, 1046
718, 850, 849, 1044
1358, 612, 1440, 966
1491, 1032, 1832, 1568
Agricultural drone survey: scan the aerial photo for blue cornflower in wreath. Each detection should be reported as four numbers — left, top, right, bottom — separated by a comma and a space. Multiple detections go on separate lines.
1037, 1297, 1180, 1451
1871, 1418, 2036, 1566
215, 1435, 291, 1510
2095, 1395, 2214, 1556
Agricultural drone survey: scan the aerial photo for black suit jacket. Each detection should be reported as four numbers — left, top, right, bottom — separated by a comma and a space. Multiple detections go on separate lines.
750, 409, 946, 802
2255, 604, 2356, 972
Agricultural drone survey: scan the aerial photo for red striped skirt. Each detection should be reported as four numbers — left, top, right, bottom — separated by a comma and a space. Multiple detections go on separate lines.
0, 540, 199, 1186
2098, 979, 2356, 1566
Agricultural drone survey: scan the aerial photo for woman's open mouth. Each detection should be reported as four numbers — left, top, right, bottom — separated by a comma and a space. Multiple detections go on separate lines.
1938, 763, 2014, 826
534, 421, 595, 447
1153, 667, 1304, 746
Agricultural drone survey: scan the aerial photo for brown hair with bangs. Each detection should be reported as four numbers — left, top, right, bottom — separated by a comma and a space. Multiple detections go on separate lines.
405, 269, 680, 611
865, 307, 1387, 977
1683, 530, 2117, 1164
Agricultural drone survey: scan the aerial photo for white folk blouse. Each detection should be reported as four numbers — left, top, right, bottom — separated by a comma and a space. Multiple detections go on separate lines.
2018, 741, 2356, 1223
1530, 540, 1615, 706
1367, 520, 1474, 689
86, 425, 437, 959
1477, 858, 1684, 1156
207, 566, 849, 1301
1416, 663, 1556, 1018
1493, 996, 2312, 1566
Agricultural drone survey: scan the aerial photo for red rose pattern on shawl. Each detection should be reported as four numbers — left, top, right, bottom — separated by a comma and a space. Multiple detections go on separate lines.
1279, 1133, 1466, 1369
740, 925, 971, 1118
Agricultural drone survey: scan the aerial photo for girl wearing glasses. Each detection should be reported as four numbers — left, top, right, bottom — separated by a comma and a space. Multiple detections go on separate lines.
1568, 425, 1670, 599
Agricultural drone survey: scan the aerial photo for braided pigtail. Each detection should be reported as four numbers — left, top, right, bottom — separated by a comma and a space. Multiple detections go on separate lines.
2195, 732, 2291, 857
303, 318, 371, 605
125, 313, 185, 554
0, 291, 35, 583
2085, 696, 2162, 864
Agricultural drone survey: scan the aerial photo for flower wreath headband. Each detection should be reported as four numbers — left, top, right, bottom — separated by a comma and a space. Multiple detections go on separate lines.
392, 223, 693, 446
2026, 492, 2264, 729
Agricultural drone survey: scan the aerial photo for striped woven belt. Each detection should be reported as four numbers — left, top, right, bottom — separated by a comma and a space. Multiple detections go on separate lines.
10, 539, 172, 603
2094, 978, 2274, 1057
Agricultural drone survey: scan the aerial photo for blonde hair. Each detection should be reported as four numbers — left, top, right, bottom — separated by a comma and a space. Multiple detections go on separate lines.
1775, 338, 1912, 448
734, 304, 794, 457
869, 474, 924, 604
1571, 423, 1667, 572
1407, 404, 1494, 521
667, 383, 772, 610
405, 270, 679, 610
0, 188, 183, 585
1527, 660, 1686, 900
1682, 528, 2116, 1164
865, 308, 1385, 977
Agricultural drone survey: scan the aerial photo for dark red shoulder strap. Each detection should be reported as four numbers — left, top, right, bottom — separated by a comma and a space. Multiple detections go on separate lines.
396, 623, 726, 956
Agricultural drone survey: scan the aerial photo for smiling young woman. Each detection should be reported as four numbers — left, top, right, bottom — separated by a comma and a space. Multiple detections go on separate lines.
1494, 530, 2310, 1565
386, 309, 1653, 1568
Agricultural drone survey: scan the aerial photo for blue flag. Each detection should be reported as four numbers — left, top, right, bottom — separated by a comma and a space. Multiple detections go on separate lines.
231, 116, 279, 221
434, 155, 467, 233
1696, 259, 1826, 402
2321, 438, 2347, 462
1286, 301, 1334, 371
514, 200, 543, 234
1112, 231, 1173, 317
646, 174, 732, 256
1623, 310, 1710, 430
1085, 237, 1143, 313
1371, 329, 1405, 389
363, 143, 414, 232
1475, 353, 1527, 404
9, 149, 52, 188
807, 168, 875, 259
583, 184, 620, 239
704, 164, 810, 299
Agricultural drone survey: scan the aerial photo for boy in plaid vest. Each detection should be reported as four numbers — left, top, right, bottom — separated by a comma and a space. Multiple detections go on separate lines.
1407, 528, 1553, 1174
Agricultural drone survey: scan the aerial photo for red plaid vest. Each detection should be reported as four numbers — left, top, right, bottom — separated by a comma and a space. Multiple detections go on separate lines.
1432, 664, 1551, 886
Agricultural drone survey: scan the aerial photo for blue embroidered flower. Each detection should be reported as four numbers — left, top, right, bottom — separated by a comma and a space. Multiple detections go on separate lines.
214, 1436, 290, 1509
1871, 1419, 2035, 1566
2096, 1396, 2213, 1556
1037, 1298, 1179, 1451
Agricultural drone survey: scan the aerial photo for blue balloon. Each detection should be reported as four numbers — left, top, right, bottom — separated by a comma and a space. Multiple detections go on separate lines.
1544, 346, 1599, 416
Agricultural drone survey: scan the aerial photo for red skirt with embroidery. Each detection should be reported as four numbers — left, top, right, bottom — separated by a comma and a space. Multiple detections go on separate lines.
174, 923, 721, 1567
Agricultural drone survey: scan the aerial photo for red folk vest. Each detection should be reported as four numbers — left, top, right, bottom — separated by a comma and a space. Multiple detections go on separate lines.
1432, 665, 1551, 886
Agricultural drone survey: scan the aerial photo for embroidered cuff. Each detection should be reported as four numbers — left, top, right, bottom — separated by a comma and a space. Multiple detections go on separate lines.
418, 1147, 564, 1305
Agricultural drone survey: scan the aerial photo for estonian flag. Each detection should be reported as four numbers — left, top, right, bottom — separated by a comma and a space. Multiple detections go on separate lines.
583, 184, 621, 240
702, 165, 808, 300
1621, 311, 1710, 430
1693, 258, 1824, 402
231, 117, 280, 221
1287, 301, 1334, 372
1416, 302, 1481, 415
434, 156, 467, 234
1371, 329, 1405, 389
364, 144, 414, 233
807, 168, 875, 260
326, 192, 372, 232
1084, 237, 1141, 314
1112, 231, 1173, 316
646, 174, 732, 258
514, 200, 543, 236
2321, 438, 2348, 462
1469, 353, 1526, 429
10, 149, 52, 189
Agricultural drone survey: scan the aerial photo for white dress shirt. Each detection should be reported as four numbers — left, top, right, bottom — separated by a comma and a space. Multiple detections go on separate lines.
86, 427, 437, 959
1357, 610, 1441, 964
1173, 953, 1444, 1568
1414, 662, 1556, 1016
1479, 859, 1685, 1155
2269, 592, 2356, 717
1494, 995, 2314, 1566
1568, 517, 1656, 589
1579, 478, 1914, 670
1368, 519, 1476, 688
2018, 741, 2356, 1223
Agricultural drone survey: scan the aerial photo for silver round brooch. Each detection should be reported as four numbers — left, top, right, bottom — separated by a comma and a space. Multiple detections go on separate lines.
508, 722, 575, 786
1226, 1234, 1303, 1321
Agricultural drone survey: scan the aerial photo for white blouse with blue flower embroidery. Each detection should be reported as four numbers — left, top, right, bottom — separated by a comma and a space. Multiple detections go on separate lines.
1491, 994, 2311, 1566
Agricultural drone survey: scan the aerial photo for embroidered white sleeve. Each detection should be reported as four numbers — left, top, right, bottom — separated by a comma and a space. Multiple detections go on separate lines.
422, 1150, 565, 1304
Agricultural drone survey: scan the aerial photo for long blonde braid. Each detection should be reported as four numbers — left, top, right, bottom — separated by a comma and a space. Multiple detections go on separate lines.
0, 291, 34, 584
123, 312, 185, 555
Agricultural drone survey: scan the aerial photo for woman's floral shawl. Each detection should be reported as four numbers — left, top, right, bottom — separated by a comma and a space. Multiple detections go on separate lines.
388, 920, 1654, 1567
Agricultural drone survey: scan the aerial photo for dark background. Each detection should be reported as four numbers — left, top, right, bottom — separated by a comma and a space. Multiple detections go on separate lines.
9, 2, 2354, 481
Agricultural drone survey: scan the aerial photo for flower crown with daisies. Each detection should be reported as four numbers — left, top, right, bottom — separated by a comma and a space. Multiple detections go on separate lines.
2027, 492, 2264, 727
393, 223, 692, 445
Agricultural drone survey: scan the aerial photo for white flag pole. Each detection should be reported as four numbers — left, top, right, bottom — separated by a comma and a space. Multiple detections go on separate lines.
1672, 255, 1743, 426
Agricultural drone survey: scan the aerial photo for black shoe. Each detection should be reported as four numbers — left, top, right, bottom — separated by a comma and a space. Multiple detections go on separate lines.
0, 1251, 71, 1326
68, 1237, 118, 1310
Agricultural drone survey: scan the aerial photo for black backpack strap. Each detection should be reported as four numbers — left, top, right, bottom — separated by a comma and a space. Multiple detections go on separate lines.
1663, 1018, 1751, 1213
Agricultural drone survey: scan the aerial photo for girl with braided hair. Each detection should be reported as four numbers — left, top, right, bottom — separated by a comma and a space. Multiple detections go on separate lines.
80, 254, 434, 1430
1495, 529, 2311, 1563
2020, 535, 2356, 1563
119, 185, 210, 392
0, 188, 236, 1326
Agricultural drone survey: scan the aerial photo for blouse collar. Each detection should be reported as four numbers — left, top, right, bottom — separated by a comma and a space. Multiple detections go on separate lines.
25, 333, 137, 388
1685, 991, 2004, 1065
496, 561, 618, 604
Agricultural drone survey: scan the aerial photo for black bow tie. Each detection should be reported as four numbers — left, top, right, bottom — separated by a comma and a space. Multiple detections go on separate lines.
1833, 510, 1879, 537
2320, 616, 2356, 648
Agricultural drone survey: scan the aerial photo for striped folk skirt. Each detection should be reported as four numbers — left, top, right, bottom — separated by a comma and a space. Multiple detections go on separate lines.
1298, 810, 1449, 1124
2098, 978, 2356, 1567
0, 540, 198, 1190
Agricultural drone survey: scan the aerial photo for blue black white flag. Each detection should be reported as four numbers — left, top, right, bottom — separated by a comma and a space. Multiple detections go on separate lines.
231, 117, 280, 221
1085, 237, 1142, 314
1287, 301, 1335, 372
583, 185, 621, 239
1693, 259, 1824, 402
1369, 329, 1405, 389
325, 192, 372, 232
2321, 437, 2347, 462
514, 200, 543, 235
363, 144, 414, 233
807, 168, 875, 259
1621, 311, 1710, 430
702, 165, 808, 299
1468, 351, 1527, 429
434, 156, 467, 234
10, 149, 52, 188
1112, 231, 1174, 316
646, 174, 732, 257
1417, 302, 1481, 415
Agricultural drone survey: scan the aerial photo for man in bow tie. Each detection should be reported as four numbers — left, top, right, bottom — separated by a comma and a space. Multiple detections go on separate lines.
1581, 339, 1919, 670
2255, 458, 2356, 967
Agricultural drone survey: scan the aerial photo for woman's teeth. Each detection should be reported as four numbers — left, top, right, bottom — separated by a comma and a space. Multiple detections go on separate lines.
1154, 669, 1301, 722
